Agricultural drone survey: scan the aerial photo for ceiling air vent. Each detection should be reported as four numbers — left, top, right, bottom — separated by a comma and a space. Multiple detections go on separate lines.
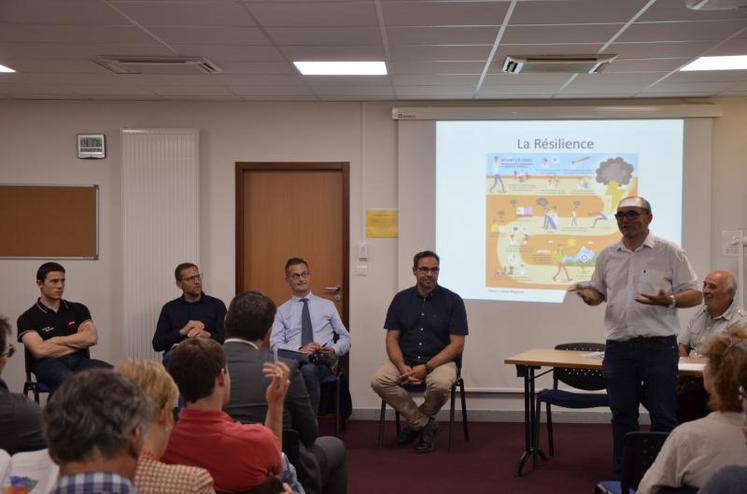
501, 54, 617, 74
92, 56, 222, 75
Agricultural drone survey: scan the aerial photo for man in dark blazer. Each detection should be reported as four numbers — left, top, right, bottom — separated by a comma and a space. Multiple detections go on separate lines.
223, 290, 347, 494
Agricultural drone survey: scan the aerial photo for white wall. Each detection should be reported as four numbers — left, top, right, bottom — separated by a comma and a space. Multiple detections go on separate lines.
1, 97, 746, 419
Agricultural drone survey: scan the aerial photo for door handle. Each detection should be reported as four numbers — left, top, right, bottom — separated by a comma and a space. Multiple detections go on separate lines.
324, 286, 341, 293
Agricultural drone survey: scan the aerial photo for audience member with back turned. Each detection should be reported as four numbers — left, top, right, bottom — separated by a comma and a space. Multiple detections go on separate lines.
115, 359, 215, 494
677, 270, 746, 422
0, 314, 45, 454
152, 263, 227, 363
44, 368, 151, 494
271, 257, 351, 414
637, 326, 747, 493
163, 337, 291, 494
574, 196, 701, 477
17, 262, 111, 393
370, 250, 468, 454
224, 290, 347, 494
699, 355, 747, 494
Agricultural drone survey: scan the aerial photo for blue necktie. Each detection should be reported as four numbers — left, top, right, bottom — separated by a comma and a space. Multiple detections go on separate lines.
301, 298, 313, 346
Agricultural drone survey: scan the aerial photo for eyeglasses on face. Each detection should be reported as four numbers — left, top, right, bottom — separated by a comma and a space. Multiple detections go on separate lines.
416, 267, 440, 273
614, 210, 646, 220
289, 272, 310, 280
181, 273, 203, 283
1, 344, 15, 359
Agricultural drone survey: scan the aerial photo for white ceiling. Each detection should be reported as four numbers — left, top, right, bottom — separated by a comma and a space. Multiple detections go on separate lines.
1, 0, 746, 101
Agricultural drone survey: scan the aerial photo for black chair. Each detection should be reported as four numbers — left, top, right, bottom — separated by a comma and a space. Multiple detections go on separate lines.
22, 347, 51, 404
595, 431, 669, 494
535, 342, 608, 456
377, 360, 469, 452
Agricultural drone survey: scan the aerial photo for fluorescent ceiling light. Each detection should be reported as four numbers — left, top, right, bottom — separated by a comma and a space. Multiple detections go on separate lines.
293, 61, 387, 75
0, 64, 16, 73
680, 55, 747, 71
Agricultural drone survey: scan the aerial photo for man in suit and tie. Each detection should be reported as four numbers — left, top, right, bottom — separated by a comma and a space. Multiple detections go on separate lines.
271, 257, 351, 414
224, 290, 347, 494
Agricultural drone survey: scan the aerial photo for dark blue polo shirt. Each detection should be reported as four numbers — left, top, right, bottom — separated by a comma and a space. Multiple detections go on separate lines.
384, 285, 468, 366
152, 293, 227, 352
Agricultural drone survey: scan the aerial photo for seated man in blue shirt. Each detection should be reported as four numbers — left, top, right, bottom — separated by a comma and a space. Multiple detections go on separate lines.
271, 257, 351, 413
153, 263, 227, 362
370, 250, 468, 454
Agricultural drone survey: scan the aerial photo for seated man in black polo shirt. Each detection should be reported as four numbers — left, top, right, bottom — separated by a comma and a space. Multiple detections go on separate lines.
370, 250, 468, 454
153, 262, 227, 361
17, 262, 111, 393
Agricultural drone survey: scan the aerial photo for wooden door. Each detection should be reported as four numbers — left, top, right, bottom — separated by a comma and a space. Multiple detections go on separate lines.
236, 163, 349, 326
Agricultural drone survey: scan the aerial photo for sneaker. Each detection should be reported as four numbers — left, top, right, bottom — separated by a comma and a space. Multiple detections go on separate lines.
414, 418, 439, 453
397, 425, 422, 446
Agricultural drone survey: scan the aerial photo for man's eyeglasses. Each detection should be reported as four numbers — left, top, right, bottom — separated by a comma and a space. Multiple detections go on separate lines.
614, 211, 645, 220
290, 272, 310, 280
416, 267, 440, 273
181, 273, 203, 283
1, 344, 15, 359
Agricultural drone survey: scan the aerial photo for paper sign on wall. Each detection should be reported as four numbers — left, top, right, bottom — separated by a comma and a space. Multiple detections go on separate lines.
367, 210, 398, 238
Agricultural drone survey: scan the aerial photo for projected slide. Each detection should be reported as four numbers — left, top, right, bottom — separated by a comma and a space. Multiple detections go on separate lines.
436, 120, 683, 303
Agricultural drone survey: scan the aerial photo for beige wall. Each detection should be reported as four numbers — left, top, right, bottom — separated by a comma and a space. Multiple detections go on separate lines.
1, 97, 745, 418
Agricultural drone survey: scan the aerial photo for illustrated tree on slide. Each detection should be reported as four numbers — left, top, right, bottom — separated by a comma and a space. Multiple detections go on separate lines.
595, 157, 634, 212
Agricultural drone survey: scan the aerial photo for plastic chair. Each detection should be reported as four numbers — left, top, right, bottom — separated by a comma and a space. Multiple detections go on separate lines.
377, 359, 469, 452
595, 431, 669, 494
22, 347, 50, 404
535, 342, 608, 455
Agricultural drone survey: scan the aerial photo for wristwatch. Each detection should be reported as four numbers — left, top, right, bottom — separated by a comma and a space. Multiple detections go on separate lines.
425, 362, 434, 374
668, 294, 677, 308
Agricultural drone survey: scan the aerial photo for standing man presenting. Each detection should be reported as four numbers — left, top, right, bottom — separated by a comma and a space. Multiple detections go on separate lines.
575, 197, 701, 476
17, 262, 110, 393
153, 263, 227, 361
271, 257, 351, 413
370, 250, 468, 454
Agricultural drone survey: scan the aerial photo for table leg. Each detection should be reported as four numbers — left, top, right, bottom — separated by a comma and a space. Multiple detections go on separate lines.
515, 365, 547, 476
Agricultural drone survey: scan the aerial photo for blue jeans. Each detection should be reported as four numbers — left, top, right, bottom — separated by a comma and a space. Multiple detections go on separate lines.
602, 336, 678, 477
34, 352, 111, 393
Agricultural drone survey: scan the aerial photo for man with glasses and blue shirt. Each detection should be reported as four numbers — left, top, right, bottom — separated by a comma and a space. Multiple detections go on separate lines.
574, 196, 702, 478
371, 250, 468, 454
271, 257, 351, 414
153, 263, 227, 362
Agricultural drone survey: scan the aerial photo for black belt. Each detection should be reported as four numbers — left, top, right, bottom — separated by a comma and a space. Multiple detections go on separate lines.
625, 335, 676, 343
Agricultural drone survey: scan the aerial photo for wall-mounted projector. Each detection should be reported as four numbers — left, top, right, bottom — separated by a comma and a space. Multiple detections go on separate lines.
686, 0, 747, 9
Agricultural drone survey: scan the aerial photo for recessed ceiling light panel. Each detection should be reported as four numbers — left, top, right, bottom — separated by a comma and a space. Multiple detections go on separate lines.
293, 61, 387, 76
680, 55, 747, 71
0, 64, 16, 73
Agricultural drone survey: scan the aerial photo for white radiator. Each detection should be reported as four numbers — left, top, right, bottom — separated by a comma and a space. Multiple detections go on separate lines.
121, 129, 200, 360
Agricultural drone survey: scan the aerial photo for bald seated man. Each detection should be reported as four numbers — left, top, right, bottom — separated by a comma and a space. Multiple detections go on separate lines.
679, 270, 747, 357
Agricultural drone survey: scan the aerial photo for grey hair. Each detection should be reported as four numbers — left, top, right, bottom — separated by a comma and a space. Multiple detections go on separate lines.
43, 369, 151, 464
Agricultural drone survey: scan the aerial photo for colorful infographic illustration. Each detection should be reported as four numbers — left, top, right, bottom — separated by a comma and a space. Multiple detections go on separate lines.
485, 152, 637, 290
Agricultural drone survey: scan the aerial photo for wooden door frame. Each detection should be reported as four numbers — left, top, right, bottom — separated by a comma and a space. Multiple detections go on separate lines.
235, 162, 350, 327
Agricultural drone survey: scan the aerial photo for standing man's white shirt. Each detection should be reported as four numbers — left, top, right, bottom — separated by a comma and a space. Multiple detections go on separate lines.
590, 232, 699, 340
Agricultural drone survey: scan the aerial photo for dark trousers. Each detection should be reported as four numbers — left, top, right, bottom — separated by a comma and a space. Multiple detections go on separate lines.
33, 352, 111, 393
278, 350, 332, 414
602, 335, 678, 477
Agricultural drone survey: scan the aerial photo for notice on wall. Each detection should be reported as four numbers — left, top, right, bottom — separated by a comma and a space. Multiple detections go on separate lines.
367, 209, 399, 238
